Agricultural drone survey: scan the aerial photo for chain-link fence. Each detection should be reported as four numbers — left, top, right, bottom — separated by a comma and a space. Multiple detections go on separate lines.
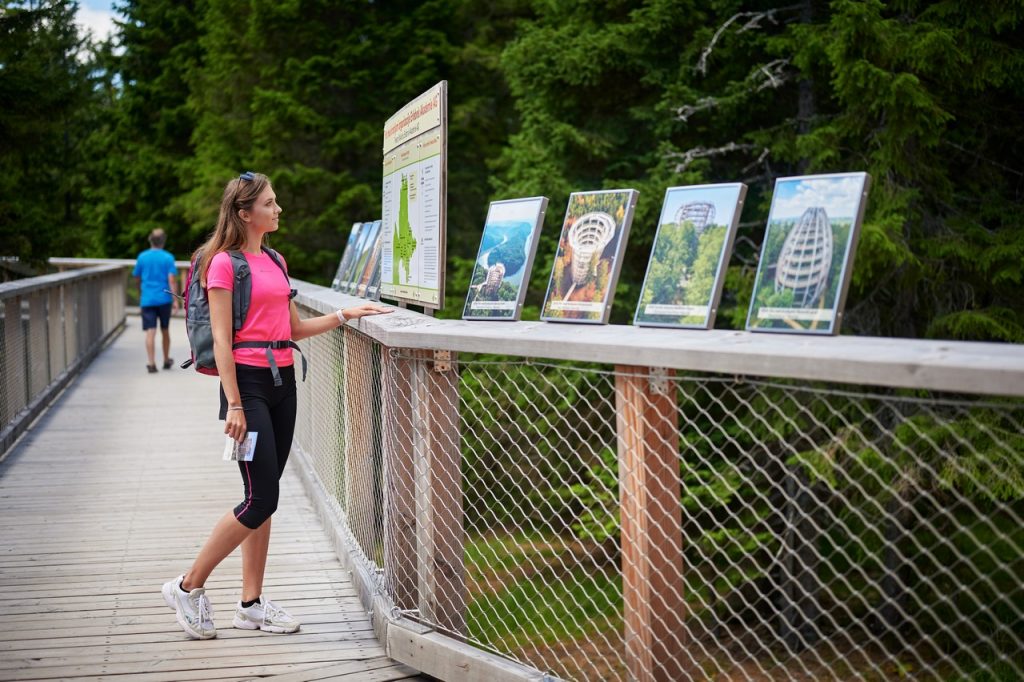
0, 265, 127, 454
292, 304, 1023, 681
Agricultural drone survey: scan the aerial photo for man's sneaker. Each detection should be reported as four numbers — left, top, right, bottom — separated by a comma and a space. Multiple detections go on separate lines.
233, 597, 300, 633
162, 574, 216, 639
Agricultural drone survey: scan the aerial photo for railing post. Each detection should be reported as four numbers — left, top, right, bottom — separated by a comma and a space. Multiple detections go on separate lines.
382, 346, 419, 611
103, 272, 114, 333
3, 298, 27, 423
47, 288, 63, 382
615, 365, 690, 681
343, 328, 377, 557
28, 293, 47, 398
414, 349, 466, 635
87, 276, 100, 346
63, 283, 77, 362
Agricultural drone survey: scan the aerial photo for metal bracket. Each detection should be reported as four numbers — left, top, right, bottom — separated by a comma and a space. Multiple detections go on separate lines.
433, 349, 452, 373
648, 366, 670, 395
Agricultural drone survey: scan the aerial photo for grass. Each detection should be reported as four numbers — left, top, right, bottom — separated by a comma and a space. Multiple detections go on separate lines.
464, 530, 623, 654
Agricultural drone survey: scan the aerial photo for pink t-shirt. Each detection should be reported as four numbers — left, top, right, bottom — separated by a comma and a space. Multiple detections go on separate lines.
207, 250, 294, 368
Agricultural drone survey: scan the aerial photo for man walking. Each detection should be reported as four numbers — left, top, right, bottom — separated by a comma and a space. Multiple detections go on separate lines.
133, 229, 178, 373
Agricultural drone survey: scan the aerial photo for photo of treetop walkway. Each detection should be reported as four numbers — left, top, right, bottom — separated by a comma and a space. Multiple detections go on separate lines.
2, 262, 1024, 681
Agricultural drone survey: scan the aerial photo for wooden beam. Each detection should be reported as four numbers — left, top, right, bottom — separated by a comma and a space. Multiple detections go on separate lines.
0, 264, 126, 301
293, 282, 1024, 398
382, 347, 418, 611
28, 293, 48, 398
615, 365, 691, 681
46, 287, 63, 382
63, 284, 77, 362
387, 621, 546, 682
413, 350, 466, 634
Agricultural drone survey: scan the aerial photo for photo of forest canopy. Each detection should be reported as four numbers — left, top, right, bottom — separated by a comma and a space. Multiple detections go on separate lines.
747, 173, 869, 334
463, 197, 546, 320
541, 190, 637, 323
635, 184, 745, 328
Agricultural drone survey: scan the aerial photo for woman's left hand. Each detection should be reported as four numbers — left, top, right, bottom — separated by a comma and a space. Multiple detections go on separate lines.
340, 304, 393, 321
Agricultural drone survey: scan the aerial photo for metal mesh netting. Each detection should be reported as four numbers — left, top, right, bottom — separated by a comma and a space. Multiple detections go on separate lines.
291, 312, 1024, 681
0, 297, 30, 429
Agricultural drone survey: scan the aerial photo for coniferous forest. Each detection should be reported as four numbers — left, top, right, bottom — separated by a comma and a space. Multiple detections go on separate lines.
2, 0, 1023, 339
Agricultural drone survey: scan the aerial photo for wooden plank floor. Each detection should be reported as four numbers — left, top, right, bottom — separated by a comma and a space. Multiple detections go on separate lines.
0, 317, 427, 682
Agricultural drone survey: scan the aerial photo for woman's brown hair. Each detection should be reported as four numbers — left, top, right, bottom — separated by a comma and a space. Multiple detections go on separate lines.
194, 171, 270, 285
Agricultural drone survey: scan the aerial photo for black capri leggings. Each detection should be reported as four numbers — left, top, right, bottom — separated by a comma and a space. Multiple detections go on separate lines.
219, 364, 297, 529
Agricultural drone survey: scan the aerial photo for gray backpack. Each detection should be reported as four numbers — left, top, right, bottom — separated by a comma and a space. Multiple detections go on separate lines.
180, 247, 305, 386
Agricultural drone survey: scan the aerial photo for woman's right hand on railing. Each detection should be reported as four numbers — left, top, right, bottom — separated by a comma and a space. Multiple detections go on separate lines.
337, 304, 393, 323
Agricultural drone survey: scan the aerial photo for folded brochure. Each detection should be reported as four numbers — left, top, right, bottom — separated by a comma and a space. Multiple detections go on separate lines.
223, 432, 258, 461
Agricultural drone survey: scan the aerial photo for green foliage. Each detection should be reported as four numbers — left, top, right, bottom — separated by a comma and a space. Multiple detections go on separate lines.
460, 359, 617, 532
893, 409, 1024, 502
495, 0, 1024, 335
779, 0, 1024, 338
488, 239, 527, 278
4, 0, 1019, 339
0, 1, 102, 265
467, 542, 622, 651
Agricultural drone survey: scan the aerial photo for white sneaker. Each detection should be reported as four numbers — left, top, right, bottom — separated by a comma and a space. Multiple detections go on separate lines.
162, 574, 216, 640
233, 596, 301, 633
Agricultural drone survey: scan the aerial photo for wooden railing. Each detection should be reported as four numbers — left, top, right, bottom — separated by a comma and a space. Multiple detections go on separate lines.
289, 278, 1024, 681
0, 265, 128, 455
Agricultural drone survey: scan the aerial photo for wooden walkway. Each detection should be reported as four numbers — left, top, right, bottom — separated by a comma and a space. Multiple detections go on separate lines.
0, 317, 426, 682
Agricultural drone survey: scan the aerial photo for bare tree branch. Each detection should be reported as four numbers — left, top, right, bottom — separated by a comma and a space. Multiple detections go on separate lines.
754, 59, 791, 91
742, 147, 772, 174
674, 59, 791, 123
696, 5, 802, 76
942, 140, 1024, 177
675, 97, 718, 122
666, 142, 759, 173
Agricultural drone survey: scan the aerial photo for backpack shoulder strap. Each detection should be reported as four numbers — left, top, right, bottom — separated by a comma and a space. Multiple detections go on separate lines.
262, 247, 288, 279
262, 246, 297, 300
227, 251, 250, 330
227, 250, 248, 268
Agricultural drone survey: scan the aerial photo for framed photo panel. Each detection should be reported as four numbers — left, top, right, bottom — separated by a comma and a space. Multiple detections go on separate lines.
746, 172, 871, 335
634, 183, 747, 329
463, 197, 548, 321
339, 219, 377, 293
541, 189, 639, 324
354, 219, 383, 299
332, 222, 363, 291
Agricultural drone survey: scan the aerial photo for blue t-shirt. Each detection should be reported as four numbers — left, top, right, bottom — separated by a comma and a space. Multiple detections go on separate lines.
133, 248, 177, 307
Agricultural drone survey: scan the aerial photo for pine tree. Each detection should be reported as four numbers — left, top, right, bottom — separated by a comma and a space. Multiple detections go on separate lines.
0, 1, 101, 266
172, 0, 533, 287
79, 0, 204, 260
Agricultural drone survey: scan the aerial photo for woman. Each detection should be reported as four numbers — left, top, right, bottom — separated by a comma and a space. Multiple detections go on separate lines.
162, 171, 391, 639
